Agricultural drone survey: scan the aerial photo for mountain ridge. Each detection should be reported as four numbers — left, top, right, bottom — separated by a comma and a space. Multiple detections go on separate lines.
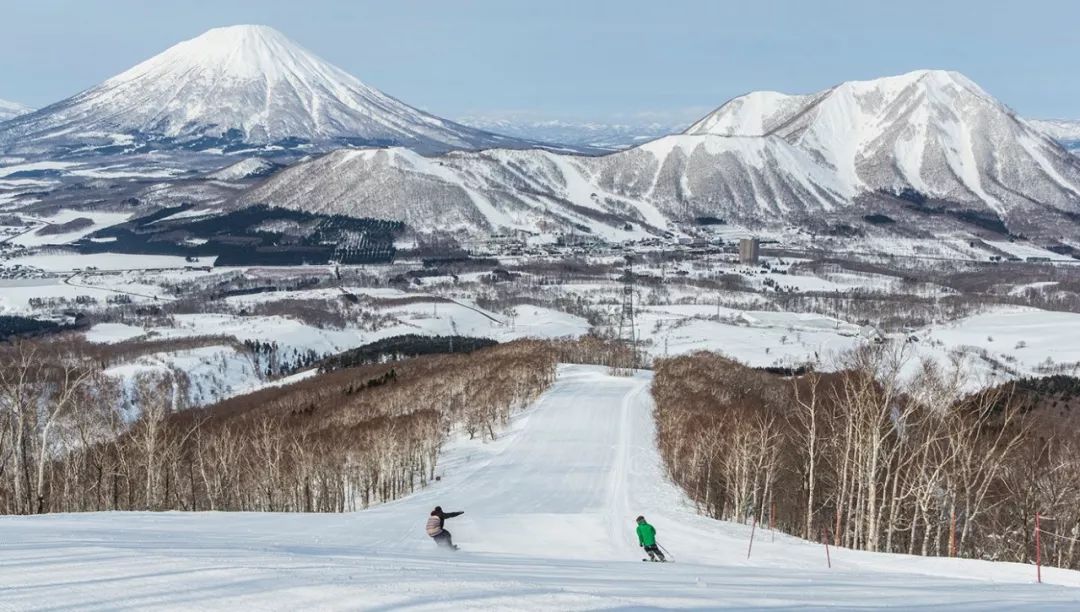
684, 69, 1080, 221
240, 70, 1080, 241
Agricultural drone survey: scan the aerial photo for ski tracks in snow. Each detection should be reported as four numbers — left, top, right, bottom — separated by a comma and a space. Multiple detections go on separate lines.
3, 365, 1080, 610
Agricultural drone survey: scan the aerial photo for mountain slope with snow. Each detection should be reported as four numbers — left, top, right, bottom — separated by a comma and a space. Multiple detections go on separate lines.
0, 98, 32, 122
239, 133, 852, 237
0, 25, 526, 157
686, 70, 1080, 232
1, 366, 1077, 610
241, 70, 1080, 240
243, 146, 658, 239
1029, 118, 1080, 152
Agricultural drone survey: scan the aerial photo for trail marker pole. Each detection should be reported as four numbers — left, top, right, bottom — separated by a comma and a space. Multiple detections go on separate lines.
747, 515, 758, 560
822, 528, 832, 568
770, 501, 776, 543
949, 509, 957, 558
1036, 512, 1042, 584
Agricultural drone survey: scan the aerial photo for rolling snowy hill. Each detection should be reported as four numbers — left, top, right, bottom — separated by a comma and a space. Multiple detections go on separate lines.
0, 25, 527, 157
241, 70, 1080, 240
1, 365, 1076, 609
0, 98, 32, 122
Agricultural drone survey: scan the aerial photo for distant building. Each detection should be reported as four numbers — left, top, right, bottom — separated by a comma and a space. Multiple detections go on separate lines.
738, 238, 760, 264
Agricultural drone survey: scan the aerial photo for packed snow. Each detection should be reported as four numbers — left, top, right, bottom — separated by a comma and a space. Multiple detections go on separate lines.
1, 365, 1076, 610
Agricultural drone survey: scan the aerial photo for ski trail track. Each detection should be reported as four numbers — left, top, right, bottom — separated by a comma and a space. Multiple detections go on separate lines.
2, 365, 1080, 610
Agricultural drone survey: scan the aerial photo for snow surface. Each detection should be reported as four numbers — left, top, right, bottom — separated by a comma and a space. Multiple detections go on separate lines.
983, 240, 1075, 262
1, 365, 1076, 610
8, 209, 133, 247
636, 304, 864, 367
917, 309, 1080, 378
0, 277, 164, 314
4, 252, 207, 272
83, 322, 147, 343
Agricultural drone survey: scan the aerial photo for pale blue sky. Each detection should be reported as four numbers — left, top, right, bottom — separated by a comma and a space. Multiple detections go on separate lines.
1, 0, 1078, 123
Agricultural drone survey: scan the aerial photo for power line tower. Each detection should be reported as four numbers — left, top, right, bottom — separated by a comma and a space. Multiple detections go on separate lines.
616, 256, 636, 347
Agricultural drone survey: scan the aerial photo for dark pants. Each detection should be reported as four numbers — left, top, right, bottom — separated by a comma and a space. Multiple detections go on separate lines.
433, 530, 456, 549
644, 544, 665, 561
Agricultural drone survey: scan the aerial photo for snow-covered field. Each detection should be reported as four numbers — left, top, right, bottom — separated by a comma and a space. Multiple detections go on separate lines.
4, 251, 202, 272
4, 247, 1077, 409
635, 303, 864, 365
7, 209, 133, 247
1, 365, 1076, 610
918, 309, 1080, 378
0, 275, 170, 313
75, 292, 591, 407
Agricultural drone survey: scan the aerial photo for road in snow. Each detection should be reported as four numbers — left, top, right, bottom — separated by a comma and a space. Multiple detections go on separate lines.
1, 365, 1079, 610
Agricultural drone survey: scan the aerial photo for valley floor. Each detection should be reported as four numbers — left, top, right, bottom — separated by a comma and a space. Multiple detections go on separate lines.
1, 365, 1078, 610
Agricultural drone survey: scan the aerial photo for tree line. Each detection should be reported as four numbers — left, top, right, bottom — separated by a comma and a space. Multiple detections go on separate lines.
652, 346, 1080, 568
0, 338, 557, 515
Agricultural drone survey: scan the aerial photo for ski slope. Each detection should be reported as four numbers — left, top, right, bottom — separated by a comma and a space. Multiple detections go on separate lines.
2, 365, 1079, 610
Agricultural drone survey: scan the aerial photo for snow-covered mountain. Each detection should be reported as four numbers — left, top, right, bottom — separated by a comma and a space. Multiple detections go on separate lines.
206, 157, 281, 181
240, 70, 1080, 240
0, 98, 32, 122
685, 70, 1080, 230
456, 116, 685, 150
1028, 118, 1080, 152
241, 146, 658, 240
0, 25, 527, 157
239, 134, 850, 238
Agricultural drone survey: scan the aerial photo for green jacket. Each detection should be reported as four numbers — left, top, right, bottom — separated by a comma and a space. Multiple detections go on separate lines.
636, 521, 657, 546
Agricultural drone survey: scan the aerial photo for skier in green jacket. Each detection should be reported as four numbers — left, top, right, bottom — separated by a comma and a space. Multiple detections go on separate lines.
636, 515, 666, 562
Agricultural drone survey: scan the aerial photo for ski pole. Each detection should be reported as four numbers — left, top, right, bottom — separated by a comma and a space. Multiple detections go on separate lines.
658, 542, 674, 561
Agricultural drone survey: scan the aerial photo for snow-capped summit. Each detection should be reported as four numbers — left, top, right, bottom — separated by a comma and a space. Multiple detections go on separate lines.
0, 25, 525, 156
687, 70, 990, 137
685, 69, 1080, 225
0, 98, 32, 122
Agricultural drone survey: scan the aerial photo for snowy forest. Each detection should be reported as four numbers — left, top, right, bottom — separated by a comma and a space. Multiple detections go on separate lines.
653, 348, 1080, 569
0, 338, 556, 514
